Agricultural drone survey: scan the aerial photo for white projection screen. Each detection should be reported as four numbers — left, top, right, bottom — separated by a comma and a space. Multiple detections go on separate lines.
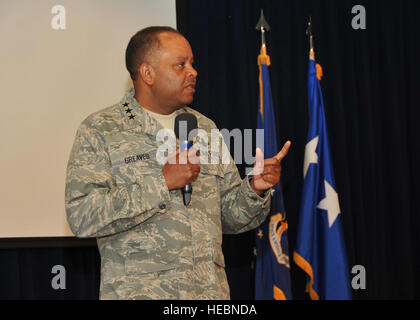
0, 0, 176, 238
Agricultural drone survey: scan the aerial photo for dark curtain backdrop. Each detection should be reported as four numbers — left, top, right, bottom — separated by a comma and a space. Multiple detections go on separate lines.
0, 240, 100, 300
0, 0, 418, 300
176, 0, 419, 300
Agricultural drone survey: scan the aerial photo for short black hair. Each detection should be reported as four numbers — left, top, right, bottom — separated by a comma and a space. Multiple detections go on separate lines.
125, 26, 181, 81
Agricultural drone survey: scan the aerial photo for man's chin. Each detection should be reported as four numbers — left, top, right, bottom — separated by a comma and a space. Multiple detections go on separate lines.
181, 97, 194, 107
171, 96, 194, 110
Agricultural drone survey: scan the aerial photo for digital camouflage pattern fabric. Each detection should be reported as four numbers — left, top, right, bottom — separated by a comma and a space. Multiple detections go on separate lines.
65, 88, 271, 299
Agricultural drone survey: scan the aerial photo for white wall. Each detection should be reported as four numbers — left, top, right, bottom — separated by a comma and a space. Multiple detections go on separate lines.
0, 0, 176, 238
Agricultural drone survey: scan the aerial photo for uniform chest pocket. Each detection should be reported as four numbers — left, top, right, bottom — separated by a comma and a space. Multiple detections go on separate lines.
194, 164, 224, 191
109, 150, 159, 185
105, 132, 162, 185
190, 164, 225, 217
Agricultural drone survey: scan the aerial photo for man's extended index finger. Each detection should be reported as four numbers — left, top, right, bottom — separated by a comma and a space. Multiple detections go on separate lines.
274, 140, 291, 162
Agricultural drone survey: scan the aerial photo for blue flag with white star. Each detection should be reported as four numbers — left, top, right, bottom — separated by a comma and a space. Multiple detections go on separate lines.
254, 50, 292, 300
293, 56, 351, 300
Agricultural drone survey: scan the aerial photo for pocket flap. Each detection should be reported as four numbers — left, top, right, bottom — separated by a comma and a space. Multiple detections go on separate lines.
125, 251, 179, 275
200, 164, 224, 178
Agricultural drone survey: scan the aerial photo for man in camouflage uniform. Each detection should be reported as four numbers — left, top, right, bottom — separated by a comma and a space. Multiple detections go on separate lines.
65, 27, 291, 299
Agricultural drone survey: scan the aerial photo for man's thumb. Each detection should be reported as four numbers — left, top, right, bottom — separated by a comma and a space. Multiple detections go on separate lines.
253, 147, 264, 175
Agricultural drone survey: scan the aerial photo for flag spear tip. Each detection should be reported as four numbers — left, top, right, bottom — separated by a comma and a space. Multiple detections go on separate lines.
255, 9, 270, 32
256, 9, 270, 50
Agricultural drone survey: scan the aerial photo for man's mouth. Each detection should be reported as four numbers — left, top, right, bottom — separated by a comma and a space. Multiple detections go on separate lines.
185, 84, 196, 92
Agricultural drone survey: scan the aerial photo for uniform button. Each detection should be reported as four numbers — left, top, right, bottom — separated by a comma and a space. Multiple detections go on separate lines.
159, 203, 166, 210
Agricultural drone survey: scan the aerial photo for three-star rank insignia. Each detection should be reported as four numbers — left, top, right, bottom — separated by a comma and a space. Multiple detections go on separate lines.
122, 102, 135, 120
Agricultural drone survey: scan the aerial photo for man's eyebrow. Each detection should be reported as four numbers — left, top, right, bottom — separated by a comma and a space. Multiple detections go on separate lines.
176, 56, 194, 61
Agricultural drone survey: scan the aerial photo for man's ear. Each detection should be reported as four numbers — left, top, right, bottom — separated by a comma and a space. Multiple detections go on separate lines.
138, 63, 155, 85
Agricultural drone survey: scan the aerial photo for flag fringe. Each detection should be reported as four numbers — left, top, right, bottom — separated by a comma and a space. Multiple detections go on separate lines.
293, 251, 320, 300
316, 63, 323, 80
273, 285, 287, 300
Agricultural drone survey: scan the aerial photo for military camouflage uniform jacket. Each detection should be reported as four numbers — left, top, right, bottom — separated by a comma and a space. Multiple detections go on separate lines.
65, 88, 271, 299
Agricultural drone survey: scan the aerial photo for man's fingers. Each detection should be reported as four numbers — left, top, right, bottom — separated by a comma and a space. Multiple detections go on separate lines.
263, 158, 281, 166
274, 141, 291, 162
259, 173, 279, 185
187, 148, 200, 164
260, 163, 281, 179
166, 148, 180, 164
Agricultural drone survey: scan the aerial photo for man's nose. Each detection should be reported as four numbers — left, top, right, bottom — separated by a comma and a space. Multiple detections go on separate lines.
187, 66, 198, 78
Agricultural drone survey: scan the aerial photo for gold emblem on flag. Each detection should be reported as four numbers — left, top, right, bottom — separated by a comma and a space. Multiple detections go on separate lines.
269, 212, 290, 268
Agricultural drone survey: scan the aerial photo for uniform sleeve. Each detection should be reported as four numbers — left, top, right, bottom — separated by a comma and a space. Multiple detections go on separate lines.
219, 156, 272, 235
65, 122, 170, 238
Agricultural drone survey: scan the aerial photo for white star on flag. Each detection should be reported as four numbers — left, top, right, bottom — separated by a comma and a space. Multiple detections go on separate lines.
303, 136, 319, 178
317, 180, 341, 228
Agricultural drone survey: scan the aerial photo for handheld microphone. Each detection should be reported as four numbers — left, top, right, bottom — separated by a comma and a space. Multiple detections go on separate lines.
174, 113, 198, 206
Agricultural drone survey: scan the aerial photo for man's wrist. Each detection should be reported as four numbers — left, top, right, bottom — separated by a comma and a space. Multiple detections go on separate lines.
249, 177, 265, 196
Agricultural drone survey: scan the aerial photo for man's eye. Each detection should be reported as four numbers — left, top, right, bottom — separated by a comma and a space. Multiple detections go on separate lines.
178, 63, 185, 67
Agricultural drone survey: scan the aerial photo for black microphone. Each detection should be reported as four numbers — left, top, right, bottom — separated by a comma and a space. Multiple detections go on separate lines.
174, 113, 198, 206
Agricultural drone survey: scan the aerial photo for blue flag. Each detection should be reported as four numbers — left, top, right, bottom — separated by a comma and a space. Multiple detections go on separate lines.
293, 56, 351, 300
254, 50, 293, 300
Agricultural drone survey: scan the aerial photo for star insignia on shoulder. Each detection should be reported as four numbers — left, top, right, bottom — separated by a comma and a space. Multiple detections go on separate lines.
125, 108, 132, 113
122, 102, 129, 107
129, 114, 135, 120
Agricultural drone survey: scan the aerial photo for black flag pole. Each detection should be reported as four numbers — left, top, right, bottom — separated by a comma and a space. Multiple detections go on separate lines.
306, 16, 315, 60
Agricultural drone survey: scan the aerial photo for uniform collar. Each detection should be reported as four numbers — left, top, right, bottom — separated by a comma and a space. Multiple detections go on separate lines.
119, 88, 186, 137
